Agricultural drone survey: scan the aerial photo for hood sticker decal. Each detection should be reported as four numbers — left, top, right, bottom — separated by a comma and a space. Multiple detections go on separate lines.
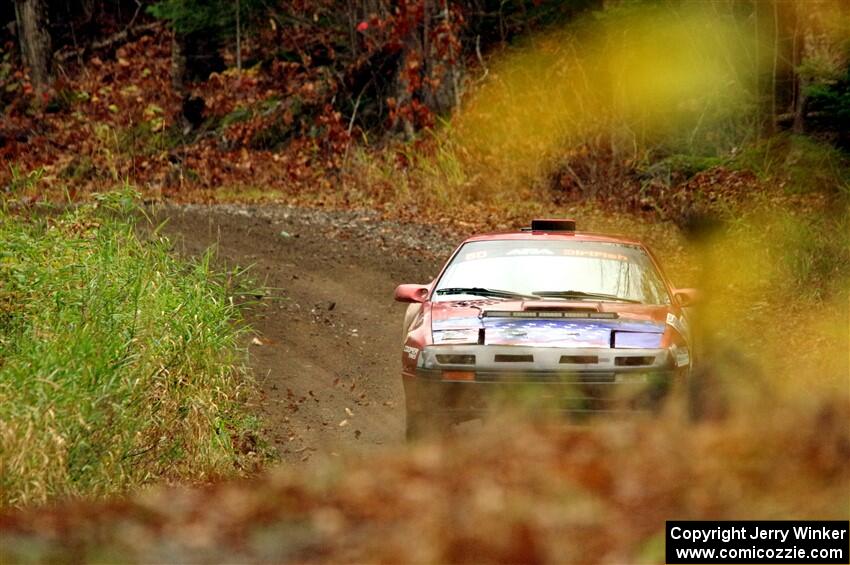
433, 315, 664, 348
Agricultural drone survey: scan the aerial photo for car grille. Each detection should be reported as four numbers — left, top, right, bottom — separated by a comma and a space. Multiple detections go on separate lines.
475, 371, 617, 383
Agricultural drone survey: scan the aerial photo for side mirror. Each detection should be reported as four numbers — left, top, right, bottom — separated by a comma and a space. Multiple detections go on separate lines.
394, 284, 429, 303
674, 288, 699, 307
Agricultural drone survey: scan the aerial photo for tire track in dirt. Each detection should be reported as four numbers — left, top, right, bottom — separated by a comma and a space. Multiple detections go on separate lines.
155, 204, 452, 462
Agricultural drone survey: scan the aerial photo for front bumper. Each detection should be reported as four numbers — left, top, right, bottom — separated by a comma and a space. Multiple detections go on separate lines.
404, 345, 685, 419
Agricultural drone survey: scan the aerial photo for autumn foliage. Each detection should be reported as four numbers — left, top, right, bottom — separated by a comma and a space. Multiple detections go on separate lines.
1, 403, 847, 562
1, 3, 849, 560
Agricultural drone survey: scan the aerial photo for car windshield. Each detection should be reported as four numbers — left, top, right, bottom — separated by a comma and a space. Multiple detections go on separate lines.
434, 239, 670, 304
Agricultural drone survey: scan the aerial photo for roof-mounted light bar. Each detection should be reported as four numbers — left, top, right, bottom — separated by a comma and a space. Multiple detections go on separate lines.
529, 218, 576, 232
483, 311, 618, 319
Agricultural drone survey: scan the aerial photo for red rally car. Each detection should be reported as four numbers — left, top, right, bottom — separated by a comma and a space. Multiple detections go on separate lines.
394, 219, 696, 438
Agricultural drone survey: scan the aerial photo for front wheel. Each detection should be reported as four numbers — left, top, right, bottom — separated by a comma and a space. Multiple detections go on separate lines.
405, 411, 451, 441
686, 365, 728, 422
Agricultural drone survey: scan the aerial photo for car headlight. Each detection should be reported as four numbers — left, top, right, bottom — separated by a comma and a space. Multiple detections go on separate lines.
669, 343, 691, 368
432, 328, 480, 345
612, 331, 663, 348
418, 347, 436, 369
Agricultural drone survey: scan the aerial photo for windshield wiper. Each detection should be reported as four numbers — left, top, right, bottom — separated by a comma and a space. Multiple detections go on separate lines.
532, 290, 642, 303
435, 287, 539, 300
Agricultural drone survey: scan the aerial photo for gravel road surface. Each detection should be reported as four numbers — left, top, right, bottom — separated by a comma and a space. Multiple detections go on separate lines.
156, 204, 458, 462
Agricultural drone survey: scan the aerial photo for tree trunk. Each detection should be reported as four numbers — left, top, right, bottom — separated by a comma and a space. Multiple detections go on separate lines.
235, 0, 241, 73
768, 0, 779, 135
171, 32, 187, 94
170, 30, 224, 93
791, 2, 808, 134
14, 0, 52, 92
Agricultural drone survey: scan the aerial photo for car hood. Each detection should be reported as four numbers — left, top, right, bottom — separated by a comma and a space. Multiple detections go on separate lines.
430, 299, 671, 348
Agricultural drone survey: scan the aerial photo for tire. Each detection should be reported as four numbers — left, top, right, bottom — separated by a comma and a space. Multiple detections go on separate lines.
405, 411, 450, 441
686, 365, 728, 422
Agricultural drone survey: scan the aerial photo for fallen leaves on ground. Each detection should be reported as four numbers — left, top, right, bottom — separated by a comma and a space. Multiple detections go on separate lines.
1, 403, 847, 563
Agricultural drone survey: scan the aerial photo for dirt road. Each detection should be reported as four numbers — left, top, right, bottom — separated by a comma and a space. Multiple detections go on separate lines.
156, 204, 456, 462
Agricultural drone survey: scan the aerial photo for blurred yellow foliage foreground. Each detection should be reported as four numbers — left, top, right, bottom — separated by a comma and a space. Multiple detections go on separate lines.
1, 403, 847, 563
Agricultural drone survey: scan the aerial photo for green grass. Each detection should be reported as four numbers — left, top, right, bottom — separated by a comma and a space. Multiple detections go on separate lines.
0, 191, 263, 507
730, 134, 850, 196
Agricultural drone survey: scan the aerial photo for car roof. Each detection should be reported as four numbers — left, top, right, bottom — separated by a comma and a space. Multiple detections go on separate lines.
462, 230, 645, 246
